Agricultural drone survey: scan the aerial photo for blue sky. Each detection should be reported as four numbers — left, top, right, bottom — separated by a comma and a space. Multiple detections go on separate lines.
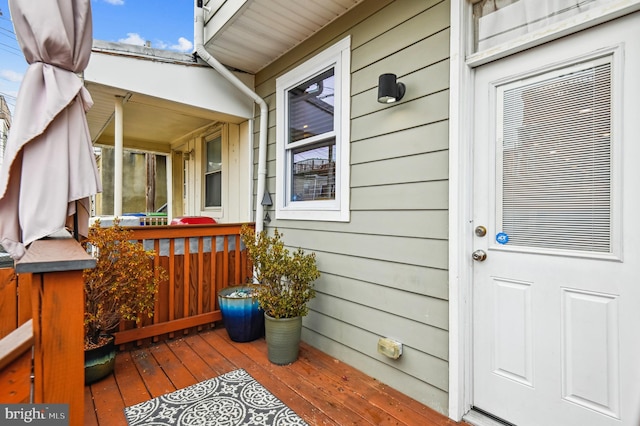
0, 0, 195, 114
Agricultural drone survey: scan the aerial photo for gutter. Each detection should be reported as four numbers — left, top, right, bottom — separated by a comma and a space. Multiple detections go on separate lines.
194, 0, 268, 234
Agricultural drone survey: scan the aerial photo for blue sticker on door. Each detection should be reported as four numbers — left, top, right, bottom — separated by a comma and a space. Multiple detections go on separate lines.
496, 232, 509, 245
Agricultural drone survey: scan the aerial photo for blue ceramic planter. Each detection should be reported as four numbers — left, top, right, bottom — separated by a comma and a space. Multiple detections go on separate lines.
218, 285, 264, 342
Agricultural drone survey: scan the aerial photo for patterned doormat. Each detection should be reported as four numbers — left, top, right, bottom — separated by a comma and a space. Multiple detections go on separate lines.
124, 369, 308, 425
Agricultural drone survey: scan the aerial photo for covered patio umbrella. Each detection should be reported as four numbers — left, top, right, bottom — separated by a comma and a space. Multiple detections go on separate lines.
0, 0, 101, 260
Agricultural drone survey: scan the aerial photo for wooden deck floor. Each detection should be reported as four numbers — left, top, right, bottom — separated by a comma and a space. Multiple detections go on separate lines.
85, 327, 465, 425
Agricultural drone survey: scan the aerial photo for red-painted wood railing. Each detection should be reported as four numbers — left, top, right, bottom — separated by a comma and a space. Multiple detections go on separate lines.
113, 222, 254, 346
0, 236, 96, 426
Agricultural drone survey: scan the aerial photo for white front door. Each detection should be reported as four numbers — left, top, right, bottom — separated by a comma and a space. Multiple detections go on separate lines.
472, 13, 640, 426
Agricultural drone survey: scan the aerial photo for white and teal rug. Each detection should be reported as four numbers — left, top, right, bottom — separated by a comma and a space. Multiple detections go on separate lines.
124, 369, 308, 425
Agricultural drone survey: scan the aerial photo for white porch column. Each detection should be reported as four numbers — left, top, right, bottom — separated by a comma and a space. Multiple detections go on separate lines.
165, 153, 173, 220
114, 97, 124, 217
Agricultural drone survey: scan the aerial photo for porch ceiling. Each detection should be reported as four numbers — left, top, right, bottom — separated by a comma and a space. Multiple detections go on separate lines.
86, 83, 219, 153
203, 0, 365, 74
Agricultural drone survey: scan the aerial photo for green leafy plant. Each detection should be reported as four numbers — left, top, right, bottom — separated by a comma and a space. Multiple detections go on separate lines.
240, 224, 320, 319
82, 219, 167, 348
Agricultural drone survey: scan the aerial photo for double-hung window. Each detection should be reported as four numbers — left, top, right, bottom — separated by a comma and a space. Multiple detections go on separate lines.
204, 134, 222, 208
275, 37, 351, 221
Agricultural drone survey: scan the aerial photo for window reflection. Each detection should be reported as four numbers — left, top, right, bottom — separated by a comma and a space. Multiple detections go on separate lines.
288, 68, 334, 143
291, 140, 336, 201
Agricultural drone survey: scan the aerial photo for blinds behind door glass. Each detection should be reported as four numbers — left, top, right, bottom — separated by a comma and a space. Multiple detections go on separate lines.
501, 61, 612, 253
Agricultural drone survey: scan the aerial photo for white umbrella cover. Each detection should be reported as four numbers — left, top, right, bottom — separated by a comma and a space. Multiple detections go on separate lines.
0, 0, 102, 260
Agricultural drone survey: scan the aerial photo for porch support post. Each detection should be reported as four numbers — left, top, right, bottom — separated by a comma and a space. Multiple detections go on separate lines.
166, 153, 173, 220
114, 96, 124, 217
16, 234, 96, 426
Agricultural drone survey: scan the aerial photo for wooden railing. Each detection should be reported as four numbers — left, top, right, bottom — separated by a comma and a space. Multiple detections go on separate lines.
0, 223, 252, 423
0, 235, 96, 426
113, 222, 254, 346
0, 320, 33, 403
0, 267, 33, 404
0, 223, 255, 349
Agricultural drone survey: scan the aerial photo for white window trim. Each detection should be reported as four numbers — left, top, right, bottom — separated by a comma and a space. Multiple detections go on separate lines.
275, 36, 351, 222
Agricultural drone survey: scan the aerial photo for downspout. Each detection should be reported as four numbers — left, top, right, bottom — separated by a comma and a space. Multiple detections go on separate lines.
194, 0, 268, 234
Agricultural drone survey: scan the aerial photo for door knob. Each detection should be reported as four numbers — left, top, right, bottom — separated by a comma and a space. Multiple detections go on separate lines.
472, 250, 487, 262
475, 226, 487, 237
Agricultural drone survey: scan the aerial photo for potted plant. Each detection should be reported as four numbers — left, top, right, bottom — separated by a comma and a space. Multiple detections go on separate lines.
82, 219, 167, 384
240, 224, 320, 365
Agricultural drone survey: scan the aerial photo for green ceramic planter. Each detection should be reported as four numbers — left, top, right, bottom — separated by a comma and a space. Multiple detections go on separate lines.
264, 314, 302, 365
84, 336, 116, 385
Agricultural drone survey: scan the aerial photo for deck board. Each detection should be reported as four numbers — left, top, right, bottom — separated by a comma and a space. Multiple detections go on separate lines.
113, 351, 149, 407
86, 327, 465, 425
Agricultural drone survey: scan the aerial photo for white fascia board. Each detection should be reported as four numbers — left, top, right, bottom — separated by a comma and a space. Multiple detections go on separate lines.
84, 51, 254, 119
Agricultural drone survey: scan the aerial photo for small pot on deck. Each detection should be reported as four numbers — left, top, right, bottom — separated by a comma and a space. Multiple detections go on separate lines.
264, 314, 302, 365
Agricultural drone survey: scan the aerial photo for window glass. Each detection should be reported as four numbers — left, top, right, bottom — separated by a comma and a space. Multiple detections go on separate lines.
206, 137, 221, 173
498, 58, 612, 252
472, 0, 608, 53
288, 69, 335, 143
205, 135, 221, 208
291, 139, 336, 201
205, 172, 221, 207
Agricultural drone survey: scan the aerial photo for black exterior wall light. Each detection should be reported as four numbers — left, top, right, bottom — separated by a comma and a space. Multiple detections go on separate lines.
377, 73, 405, 103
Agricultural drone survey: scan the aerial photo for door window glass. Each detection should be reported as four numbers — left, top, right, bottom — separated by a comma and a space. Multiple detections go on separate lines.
498, 57, 612, 252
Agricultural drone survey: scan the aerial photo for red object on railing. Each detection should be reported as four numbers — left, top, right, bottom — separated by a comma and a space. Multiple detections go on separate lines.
169, 216, 217, 225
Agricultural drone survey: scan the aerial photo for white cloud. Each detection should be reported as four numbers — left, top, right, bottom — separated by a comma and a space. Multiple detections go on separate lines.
170, 37, 193, 53
103, 0, 124, 5
118, 33, 146, 46
0, 70, 23, 83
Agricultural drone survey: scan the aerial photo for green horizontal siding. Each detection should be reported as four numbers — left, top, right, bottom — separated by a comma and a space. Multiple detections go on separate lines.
253, 0, 451, 414
351, 120, 449, 164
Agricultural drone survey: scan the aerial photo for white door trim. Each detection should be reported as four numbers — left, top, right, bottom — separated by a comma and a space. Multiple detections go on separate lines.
448, 0, 474, 420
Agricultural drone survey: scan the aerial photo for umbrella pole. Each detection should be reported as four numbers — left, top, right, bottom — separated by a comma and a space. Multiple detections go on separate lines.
73, 201, 79, 241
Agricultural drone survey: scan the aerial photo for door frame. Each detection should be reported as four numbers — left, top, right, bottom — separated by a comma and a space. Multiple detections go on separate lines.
447, 0, 640, 422
447, 0, 473, 420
